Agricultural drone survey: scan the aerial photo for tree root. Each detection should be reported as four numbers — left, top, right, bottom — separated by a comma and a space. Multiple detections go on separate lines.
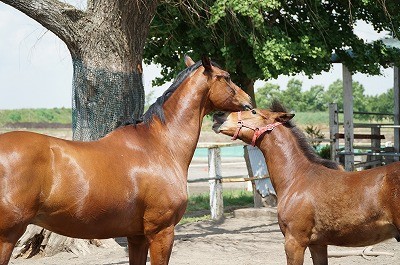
13, 225, 120, 259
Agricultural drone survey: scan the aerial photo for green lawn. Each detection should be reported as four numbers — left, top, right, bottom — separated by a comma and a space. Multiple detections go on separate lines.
0, 108, 71, 126
180, 190, 254, 224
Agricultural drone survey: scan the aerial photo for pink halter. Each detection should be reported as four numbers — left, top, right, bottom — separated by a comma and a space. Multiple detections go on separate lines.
232, 111, 283, 146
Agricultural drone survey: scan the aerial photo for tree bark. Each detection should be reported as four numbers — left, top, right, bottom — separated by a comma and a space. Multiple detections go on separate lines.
239, 77, 256, 107
2, 0, 158, 258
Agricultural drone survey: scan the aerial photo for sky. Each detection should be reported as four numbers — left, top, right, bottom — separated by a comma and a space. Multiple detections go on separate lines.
0, 2, 395, 110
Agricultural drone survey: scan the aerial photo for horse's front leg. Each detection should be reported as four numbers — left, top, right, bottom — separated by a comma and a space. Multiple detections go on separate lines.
284, 234, 307, 265
127, 235, 149, 265
0, 225, 28, 265
0, 239, 16, 265
147, 225, 175, 265
309, 245, 328, 265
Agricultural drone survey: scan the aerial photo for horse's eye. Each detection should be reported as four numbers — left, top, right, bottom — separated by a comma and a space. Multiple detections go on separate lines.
251, 109, 257, 115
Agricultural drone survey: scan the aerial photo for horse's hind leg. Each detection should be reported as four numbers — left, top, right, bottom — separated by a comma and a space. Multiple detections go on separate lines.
147, 225, 175, 265
309, 245, 328, 265
284, 235, 307, 265
127, 235, 149, 265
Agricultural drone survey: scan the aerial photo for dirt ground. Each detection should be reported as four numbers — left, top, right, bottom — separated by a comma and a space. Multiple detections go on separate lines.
9, 208, 400, 265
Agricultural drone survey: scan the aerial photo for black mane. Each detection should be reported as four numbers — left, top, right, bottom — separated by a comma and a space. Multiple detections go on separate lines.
120, 59, 221, 127
141, 61, 204, 124
269, 100, 341, 170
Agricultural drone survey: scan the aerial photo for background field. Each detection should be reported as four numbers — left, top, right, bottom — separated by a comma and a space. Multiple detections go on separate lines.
0, 108, 331, 127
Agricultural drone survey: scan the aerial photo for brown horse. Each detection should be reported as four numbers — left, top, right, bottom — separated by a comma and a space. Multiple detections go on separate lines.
0, 56, 252, 265
213, 102, 400, 265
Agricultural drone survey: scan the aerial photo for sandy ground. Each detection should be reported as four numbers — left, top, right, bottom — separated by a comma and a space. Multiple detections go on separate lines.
9, 208, 400, 265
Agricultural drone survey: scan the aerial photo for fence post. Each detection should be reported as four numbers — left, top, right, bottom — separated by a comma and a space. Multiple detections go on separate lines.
371, 127, 381, 151
329, 103, 339, 162
394, 66, 400, 162
208, 147, 223, 220
343, 64, 354, 171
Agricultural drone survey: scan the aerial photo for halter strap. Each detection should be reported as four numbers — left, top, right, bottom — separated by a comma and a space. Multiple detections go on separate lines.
231, 111, 283, 146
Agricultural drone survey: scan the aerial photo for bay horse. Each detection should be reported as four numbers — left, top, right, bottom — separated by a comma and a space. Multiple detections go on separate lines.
212, 102, 400, 265
0, 56, 252, 265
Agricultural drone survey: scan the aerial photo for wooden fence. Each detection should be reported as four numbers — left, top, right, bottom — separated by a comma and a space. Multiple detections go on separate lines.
329, 103, 400, 170
189, 142, 272, 220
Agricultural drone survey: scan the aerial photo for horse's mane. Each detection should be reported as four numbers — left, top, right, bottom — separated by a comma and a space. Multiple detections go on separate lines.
141, 61, 203, 124
269, 100, 341, 170
120, 59, 220, 127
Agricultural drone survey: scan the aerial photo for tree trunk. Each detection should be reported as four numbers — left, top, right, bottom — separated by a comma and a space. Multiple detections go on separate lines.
239, 77, 256, 107
1, 0, 158, 258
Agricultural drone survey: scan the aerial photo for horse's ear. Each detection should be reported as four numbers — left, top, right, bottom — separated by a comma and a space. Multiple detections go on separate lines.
276, 113, 295, 123
185, 55, 195, 67
201, 56, 212, 72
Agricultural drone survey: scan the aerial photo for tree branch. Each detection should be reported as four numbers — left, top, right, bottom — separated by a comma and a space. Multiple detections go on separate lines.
0, 0, 84, 46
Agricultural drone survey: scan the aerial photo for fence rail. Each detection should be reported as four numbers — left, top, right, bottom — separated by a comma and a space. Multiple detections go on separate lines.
329, 103, 400, 171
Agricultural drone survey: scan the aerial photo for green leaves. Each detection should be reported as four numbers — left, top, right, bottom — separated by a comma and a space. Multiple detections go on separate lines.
210, 0, 280, 26
144, 0, 400, 98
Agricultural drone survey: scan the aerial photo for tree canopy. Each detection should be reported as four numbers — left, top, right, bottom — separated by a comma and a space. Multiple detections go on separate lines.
144, 0, 400, 100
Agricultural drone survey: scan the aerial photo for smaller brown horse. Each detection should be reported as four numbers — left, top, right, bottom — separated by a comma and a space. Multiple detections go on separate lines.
213, 102, 400, 265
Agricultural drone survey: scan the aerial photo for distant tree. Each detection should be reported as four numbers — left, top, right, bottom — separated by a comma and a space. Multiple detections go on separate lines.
352, 81, 368, 113
324, 79, 368, 117
256, 79, 324, 112
255, 82, 281, 108
324, 80, 344, 110
366, 88, 394, 120
280, 79, 305, 111
256, 78, 380, 114
303, 85, 326, 111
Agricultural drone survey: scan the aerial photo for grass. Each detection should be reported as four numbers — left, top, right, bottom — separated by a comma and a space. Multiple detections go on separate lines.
292, 111, 329, 126
180, 190, 254, 224
0, 108, 71, 126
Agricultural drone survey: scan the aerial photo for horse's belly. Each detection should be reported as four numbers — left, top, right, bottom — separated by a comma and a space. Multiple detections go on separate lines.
32, 206, 144, 239
312, 221, 397, 247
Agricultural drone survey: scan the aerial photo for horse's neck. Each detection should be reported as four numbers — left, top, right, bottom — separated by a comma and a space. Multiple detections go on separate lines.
259, 127, 313, 196
158, 83, 208, 167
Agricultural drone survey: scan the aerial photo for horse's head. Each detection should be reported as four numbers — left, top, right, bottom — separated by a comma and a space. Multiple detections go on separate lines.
212, 109, 294, 146
185, 56, 252, 111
